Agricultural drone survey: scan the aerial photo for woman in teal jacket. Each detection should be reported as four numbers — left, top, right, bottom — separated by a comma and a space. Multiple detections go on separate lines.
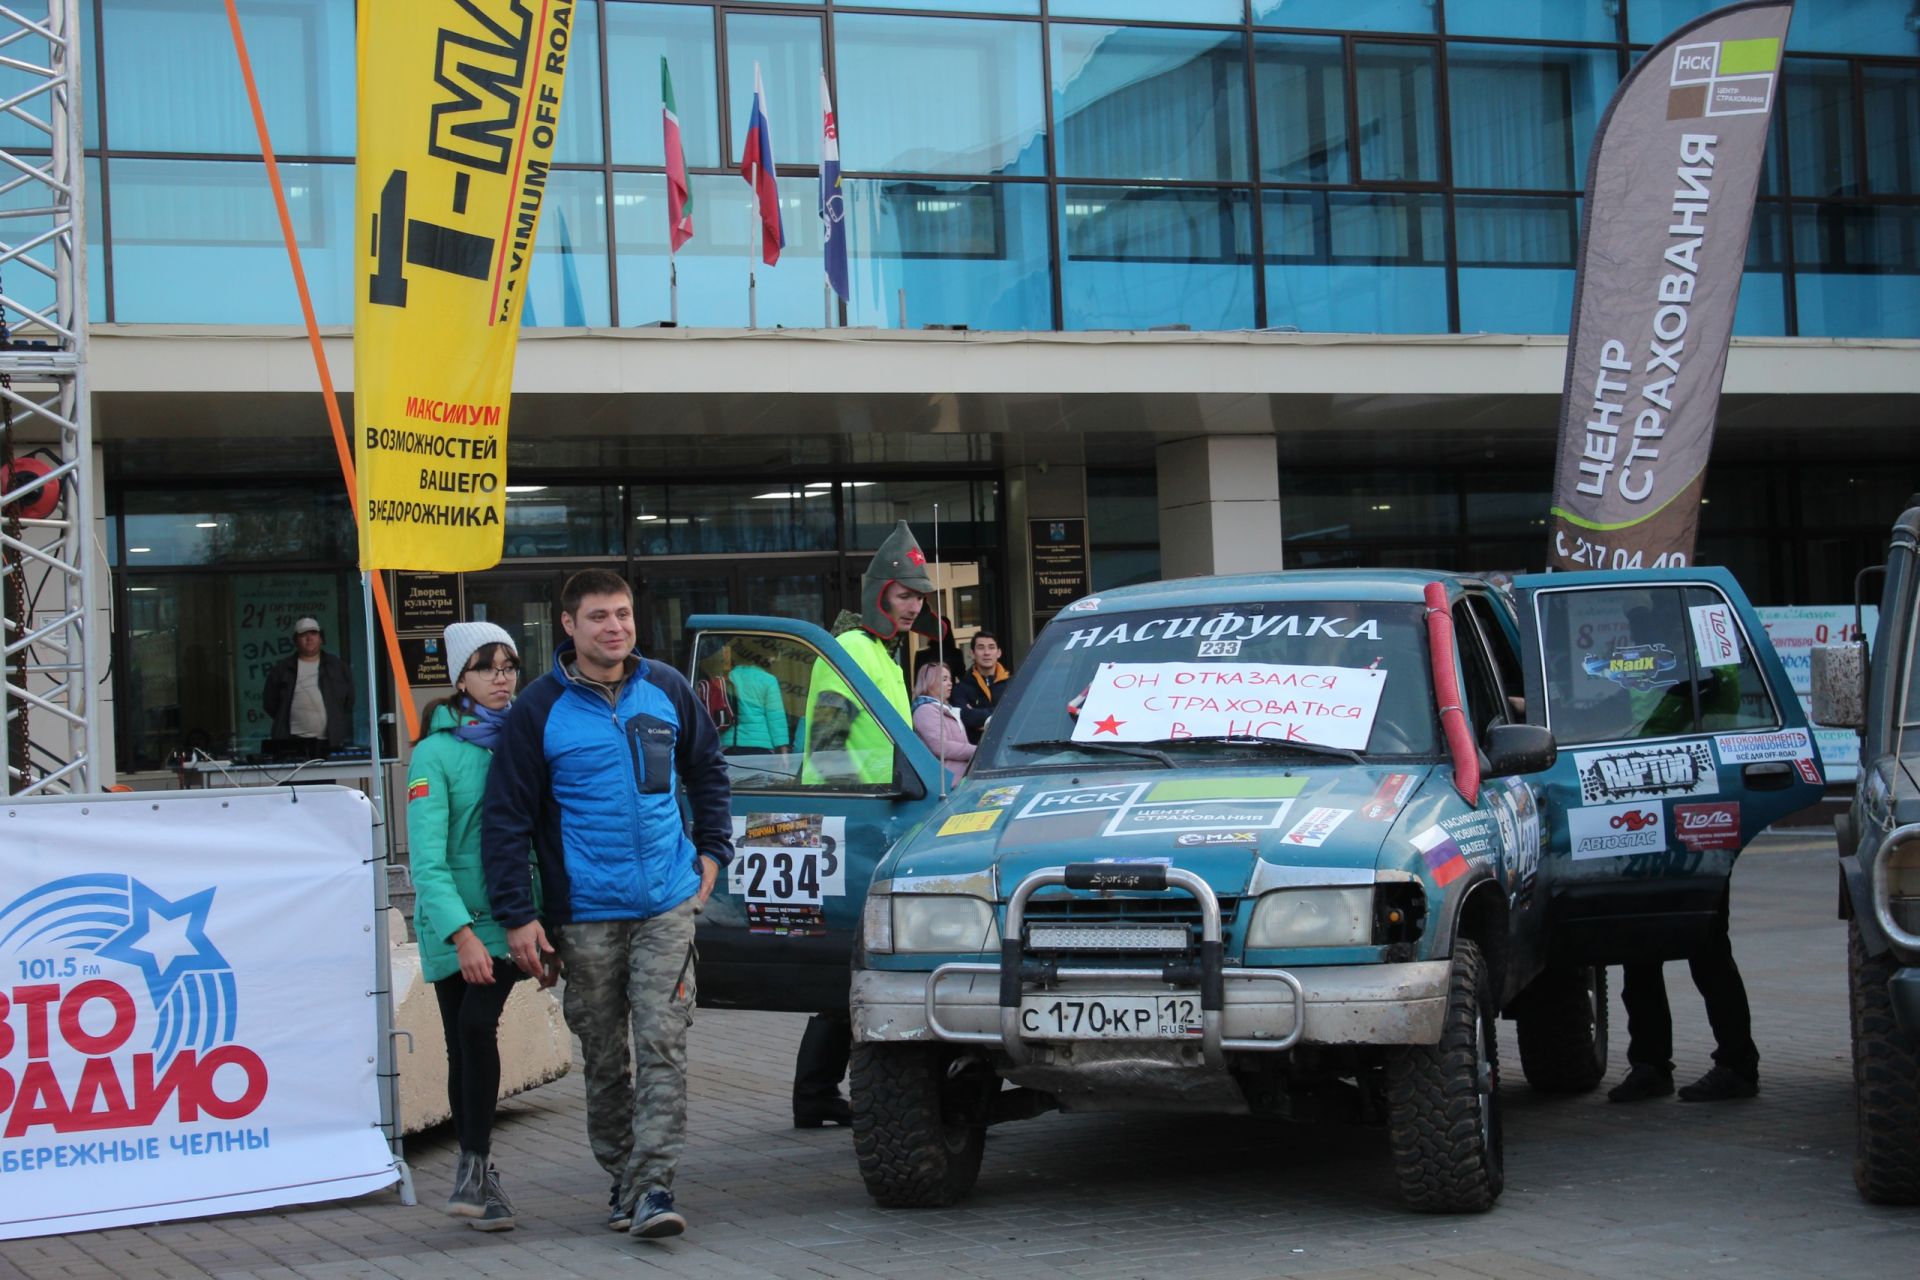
408, 620, 533, 1231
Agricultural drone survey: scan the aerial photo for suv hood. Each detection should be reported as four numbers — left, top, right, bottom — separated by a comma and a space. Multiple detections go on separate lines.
881, 765, 1437, 897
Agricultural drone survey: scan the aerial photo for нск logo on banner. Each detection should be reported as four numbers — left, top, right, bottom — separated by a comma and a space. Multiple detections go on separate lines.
0, 874, 266, 1140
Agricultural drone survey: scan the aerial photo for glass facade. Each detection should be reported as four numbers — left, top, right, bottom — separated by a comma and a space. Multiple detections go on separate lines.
29, 1, 1908, 337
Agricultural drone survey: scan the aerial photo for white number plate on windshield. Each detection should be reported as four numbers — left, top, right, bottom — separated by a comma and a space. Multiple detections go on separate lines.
1018, 994, 1202, 1039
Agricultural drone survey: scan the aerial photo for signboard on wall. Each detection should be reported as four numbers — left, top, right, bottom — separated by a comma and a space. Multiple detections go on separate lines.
1029, 518, 1089, 631
392, 572, 460, 634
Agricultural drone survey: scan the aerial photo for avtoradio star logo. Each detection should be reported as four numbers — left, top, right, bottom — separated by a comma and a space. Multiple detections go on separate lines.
0, 874, 238, 1067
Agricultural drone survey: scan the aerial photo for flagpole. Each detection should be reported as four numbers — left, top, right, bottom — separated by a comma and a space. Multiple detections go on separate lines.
670, 254, 678, 327
933, 502, 946, 802
746, 165, 758, 330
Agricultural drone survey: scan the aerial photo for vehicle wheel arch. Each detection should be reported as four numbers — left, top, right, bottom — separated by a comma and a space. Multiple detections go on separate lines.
1437, 875, 1511, 1005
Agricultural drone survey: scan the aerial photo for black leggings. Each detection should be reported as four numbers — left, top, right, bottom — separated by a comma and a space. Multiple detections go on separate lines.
432, 957, 523, 1156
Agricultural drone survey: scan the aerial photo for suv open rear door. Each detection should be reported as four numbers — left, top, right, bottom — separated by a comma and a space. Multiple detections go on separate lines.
684, 614, 944, 1013
1508, 567, 1823, 964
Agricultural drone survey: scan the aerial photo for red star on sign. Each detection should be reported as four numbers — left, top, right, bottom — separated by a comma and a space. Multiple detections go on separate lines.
907, 548, 926, 565
1092, 714, 1123, 736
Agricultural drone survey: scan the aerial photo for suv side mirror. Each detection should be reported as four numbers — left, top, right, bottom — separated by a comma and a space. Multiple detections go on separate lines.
1484, 723, 1556, 778
1810, 643, 1866, 732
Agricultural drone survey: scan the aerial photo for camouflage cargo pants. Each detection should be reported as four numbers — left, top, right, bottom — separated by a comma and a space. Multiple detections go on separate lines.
553, 900, 697, 1209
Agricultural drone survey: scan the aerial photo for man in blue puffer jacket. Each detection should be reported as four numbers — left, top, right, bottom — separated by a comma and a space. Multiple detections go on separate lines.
481, 568, 733, 1242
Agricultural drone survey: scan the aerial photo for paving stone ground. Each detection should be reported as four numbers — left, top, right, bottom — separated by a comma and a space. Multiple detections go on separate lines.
6, 830, 1918, 1279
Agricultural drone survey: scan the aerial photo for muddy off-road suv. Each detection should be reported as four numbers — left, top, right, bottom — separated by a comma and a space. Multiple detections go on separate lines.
825, 568, 1822, 1213
1813, 497, 1920, 1204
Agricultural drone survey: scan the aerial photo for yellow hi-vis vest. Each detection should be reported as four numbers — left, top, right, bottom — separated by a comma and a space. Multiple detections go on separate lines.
802, 629, 909, 785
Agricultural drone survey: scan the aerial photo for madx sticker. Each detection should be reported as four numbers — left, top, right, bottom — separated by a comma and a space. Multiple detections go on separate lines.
1582, 642, 1681, 691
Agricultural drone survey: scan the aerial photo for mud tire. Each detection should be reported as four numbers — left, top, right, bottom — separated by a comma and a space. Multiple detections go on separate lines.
1849, 919, 1920, 1203
850, 1043, 987, 1208
1514, 964, 1609, 1095
1387, 938, 1504, 1213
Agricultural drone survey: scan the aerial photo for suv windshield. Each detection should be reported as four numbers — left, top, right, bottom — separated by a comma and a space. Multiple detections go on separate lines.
985, 601, 1438, 767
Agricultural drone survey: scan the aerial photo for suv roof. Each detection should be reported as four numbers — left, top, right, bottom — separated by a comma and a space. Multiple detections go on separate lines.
1066, 568, 1479, 616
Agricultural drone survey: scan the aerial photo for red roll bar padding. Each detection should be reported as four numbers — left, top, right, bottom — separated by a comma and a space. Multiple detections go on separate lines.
1424, 581, 1480, 807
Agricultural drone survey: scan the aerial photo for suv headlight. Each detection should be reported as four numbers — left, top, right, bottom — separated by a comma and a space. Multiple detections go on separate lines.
1883, 829, 1920, 940
892, 895, 1000, 954
1247, 888, 1373, 948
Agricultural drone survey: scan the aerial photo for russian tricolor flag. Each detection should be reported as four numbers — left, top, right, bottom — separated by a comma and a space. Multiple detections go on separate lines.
1411, 824, 1471, 887
740, 62, 784, 267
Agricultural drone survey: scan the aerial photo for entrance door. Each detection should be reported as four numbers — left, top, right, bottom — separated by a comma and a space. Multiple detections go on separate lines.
463, 570, 566, 680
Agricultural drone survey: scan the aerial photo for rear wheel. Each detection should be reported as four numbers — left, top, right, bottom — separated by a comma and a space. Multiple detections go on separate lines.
1849, 919, 1920, 1203
1514, 964, 1609, 1094
850, 1043, 989, 1208
1387, 938, 1504, 1213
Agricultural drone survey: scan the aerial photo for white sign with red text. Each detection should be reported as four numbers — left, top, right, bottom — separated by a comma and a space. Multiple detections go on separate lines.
1073, 663, 1388, 752
1757, 605, 1878, 785
0, 789, 395, 1239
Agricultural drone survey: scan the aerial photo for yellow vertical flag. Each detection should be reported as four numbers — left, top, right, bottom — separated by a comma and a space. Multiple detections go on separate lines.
354, 1, 576, 570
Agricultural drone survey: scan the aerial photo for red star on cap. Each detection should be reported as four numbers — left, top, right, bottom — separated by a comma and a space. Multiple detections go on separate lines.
907, 548, 926, 565
1092, 714, 1123, 736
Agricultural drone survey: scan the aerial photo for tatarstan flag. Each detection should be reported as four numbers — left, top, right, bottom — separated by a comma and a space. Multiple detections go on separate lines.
662, 57, 693, 253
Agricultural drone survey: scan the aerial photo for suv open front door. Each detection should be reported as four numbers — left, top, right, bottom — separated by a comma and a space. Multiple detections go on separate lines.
685, 614, 945, 1013
1509, 567, 1824, 965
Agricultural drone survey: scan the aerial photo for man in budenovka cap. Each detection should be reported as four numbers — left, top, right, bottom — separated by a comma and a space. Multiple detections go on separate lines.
792, 521, 943, 1127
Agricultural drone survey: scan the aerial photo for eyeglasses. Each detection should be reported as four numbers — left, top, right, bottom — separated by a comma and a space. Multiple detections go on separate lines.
466, 664, 519, 681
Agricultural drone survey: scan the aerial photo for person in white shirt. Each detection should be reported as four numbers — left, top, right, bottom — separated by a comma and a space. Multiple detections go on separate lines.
262, 616, 355, 753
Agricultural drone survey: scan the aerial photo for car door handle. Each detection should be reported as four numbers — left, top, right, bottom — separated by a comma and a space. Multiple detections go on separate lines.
1742, 761, 1794, 791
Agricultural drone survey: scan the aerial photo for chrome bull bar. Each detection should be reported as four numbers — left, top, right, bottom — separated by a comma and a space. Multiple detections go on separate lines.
923, 863, 1305, 1070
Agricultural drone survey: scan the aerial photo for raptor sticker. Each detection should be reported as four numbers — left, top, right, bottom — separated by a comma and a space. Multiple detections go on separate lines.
1575, 742, 1718, 803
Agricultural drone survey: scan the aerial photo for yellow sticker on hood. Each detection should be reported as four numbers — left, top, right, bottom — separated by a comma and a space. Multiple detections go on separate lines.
939, 809, 1002, 836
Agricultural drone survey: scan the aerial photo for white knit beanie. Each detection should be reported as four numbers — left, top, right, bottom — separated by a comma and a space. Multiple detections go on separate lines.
443, 621, 516, 684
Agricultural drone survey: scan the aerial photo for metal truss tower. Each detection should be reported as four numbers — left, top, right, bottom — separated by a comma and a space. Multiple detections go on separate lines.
0, 0, 97, 796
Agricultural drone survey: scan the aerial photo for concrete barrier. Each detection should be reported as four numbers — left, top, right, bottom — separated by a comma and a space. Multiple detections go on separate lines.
387, 911, 572, 1135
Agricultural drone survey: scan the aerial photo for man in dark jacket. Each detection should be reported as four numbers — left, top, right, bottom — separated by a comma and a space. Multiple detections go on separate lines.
949, 630, 1011, 744
260, 616, 354, 752
481, 569, 733, 1242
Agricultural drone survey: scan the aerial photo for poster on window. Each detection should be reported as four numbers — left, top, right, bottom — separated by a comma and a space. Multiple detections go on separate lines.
1757, 605, 1877, 785
0, 789, 397, 1239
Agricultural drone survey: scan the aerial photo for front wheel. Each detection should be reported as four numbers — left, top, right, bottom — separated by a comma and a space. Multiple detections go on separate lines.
1387, 938, 1504, 1213
850, 1043, 989, 1208
1849, 919, 1920, 1203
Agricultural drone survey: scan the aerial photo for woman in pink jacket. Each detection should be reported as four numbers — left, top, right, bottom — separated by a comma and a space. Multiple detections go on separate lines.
911, 662, 974, 783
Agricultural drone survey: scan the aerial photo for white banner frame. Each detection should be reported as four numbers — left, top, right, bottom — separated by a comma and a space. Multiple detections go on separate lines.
0, 788, 400, 1238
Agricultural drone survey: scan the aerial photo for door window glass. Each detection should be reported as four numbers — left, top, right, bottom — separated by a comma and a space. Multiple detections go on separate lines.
1453, 602, 1507, 736
1466, 591, 1525, 699
692, 631, 903, 793
1539, 586, 1696, 744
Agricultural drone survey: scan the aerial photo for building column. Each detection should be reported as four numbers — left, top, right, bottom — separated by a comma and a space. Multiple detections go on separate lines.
1156, 435, 1284, 580
1005, 460, 1088, 660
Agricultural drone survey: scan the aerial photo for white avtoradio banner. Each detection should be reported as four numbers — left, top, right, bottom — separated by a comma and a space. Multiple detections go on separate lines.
0, 789, 396, 1239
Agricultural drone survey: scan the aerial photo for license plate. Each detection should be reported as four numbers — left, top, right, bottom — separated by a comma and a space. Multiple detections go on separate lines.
1017, 994, 1202, 1040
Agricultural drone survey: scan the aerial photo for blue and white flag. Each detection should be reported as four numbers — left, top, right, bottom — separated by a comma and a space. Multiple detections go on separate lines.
819, 69, 848, 303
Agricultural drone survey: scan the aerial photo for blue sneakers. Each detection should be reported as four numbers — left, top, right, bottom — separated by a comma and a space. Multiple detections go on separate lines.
606, 1183, 632, 1232
629, 1188, 686, 1240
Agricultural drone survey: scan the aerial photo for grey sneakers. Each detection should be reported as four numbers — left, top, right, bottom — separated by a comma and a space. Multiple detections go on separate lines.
446, 1150, 487, 1218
